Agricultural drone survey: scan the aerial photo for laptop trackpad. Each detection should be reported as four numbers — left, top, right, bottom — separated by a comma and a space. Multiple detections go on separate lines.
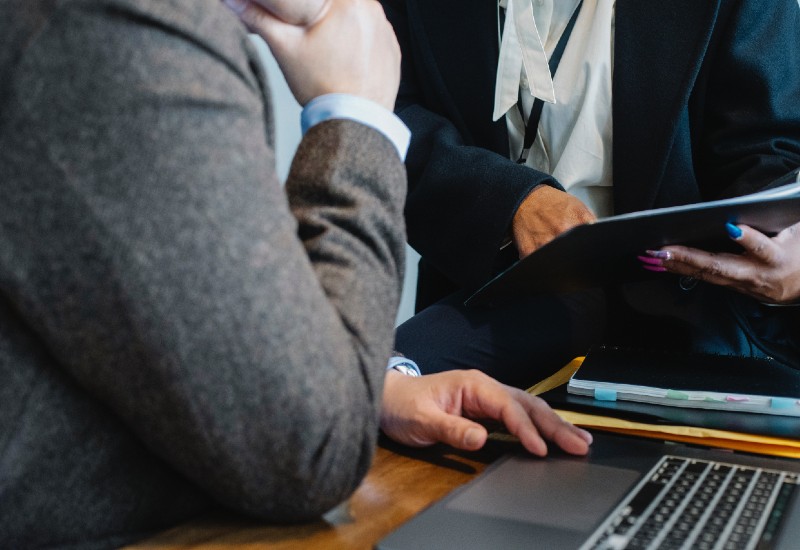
446, 456, 640, 532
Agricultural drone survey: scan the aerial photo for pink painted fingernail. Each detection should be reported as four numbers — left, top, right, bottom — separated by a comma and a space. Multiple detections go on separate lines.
645, 250, 672, 260
637, 255, 663, 266
642, 264, 667, 272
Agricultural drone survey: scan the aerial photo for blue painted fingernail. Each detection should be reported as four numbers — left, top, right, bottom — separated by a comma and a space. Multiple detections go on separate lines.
725, 222, 742, 240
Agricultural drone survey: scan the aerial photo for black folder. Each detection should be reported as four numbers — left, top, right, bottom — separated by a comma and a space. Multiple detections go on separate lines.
466, 179, 800, 307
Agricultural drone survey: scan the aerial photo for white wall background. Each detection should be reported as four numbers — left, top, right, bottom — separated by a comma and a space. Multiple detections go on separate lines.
251, 37, 419, 325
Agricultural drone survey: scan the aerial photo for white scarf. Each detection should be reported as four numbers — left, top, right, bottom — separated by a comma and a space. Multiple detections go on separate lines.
492, 0, 557, 121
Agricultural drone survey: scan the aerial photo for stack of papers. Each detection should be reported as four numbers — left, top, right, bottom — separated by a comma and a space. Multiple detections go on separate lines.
523, 356, 800, 459
555, 409, 800, 459
567, 346, 800, 417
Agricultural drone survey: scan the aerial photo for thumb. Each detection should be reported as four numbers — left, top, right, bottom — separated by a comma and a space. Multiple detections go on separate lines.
427, 410, 489, 451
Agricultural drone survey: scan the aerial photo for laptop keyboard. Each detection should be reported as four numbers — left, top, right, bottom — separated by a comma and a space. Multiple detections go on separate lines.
582, 456, 798, 550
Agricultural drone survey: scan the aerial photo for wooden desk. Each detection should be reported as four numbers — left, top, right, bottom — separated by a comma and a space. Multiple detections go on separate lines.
128, 439, 514, 550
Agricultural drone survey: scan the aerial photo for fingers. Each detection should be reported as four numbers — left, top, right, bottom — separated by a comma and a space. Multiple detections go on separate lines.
380, 370, 592, 456
223, 0, 327, 26
251, 0, 328, 25
380, 371, 493, 450
510, 389, 592, 456
641, 222, 800, 303
650, 245, 745, 288
456, 372, 591, 456
224, 0, 295, 45
223, 0, 250, 14
226, 0, 400, 108
642, 224, 757, 286
650, 224, 777, 280
726, 224, 779, 263
424, 411, 490, 451
489, 391, 549, 456
223, 0, 290, 49
409, 376, 552, 455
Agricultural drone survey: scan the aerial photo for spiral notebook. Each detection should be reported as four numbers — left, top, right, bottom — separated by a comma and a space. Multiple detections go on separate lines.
567, 346, 800, 417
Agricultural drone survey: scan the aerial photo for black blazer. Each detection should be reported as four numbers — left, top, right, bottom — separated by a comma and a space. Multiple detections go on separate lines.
382, 0, 800, 306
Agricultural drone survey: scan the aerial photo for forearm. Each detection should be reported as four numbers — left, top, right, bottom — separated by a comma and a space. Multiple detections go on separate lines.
400, 104, 561, 288
381, 0, 561, 287
287, 119, 406, 320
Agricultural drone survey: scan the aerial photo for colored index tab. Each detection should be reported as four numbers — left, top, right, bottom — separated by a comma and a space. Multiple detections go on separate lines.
666, 390, 689, 400
770, 397, 796, 410
594, 388, 617, 401
726, 396, 750, 402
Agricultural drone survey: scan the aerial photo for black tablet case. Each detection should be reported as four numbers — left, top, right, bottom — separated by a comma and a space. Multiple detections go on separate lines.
466, 191, 800, 307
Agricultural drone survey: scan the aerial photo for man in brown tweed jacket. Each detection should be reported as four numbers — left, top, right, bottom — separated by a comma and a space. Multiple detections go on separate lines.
0, 0, 591, 547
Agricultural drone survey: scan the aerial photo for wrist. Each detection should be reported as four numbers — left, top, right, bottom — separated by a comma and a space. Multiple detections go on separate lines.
380, 370, 407, 434
387, 356, 421, 377
301, 94, 410, 160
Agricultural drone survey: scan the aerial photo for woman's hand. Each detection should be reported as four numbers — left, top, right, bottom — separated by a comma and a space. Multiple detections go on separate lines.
645, 222, 800, 305
380, 370, 592, 456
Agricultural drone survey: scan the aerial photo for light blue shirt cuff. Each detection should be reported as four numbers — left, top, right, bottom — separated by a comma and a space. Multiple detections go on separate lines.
386, 356, 422, 376
301, 94, 411, 161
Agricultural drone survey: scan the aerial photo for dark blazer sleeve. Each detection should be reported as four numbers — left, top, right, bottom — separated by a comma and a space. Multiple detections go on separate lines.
1, 0, 405, 521
382, 0, 566, 290
611, 0, 800, 213
692, 0, 800, 200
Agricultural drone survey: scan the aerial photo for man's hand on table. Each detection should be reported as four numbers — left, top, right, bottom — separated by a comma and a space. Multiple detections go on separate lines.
380, 369, 593, 456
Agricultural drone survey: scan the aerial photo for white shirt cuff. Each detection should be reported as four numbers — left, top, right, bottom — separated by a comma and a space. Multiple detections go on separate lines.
301, 94, 410, 161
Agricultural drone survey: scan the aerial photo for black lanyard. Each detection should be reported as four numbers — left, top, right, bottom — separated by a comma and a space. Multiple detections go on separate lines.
499, 1, 584, 164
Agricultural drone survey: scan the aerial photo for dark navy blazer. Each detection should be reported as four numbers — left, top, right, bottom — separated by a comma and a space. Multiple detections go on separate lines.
382, 0, 800, 300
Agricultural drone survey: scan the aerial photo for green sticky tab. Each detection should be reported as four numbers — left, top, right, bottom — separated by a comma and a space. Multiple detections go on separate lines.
666, 390, 689, 400
770, 397, 796, 410
594, 388, 617, 401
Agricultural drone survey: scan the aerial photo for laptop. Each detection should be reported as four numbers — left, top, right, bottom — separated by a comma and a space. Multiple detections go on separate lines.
376, 431, 800, 549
